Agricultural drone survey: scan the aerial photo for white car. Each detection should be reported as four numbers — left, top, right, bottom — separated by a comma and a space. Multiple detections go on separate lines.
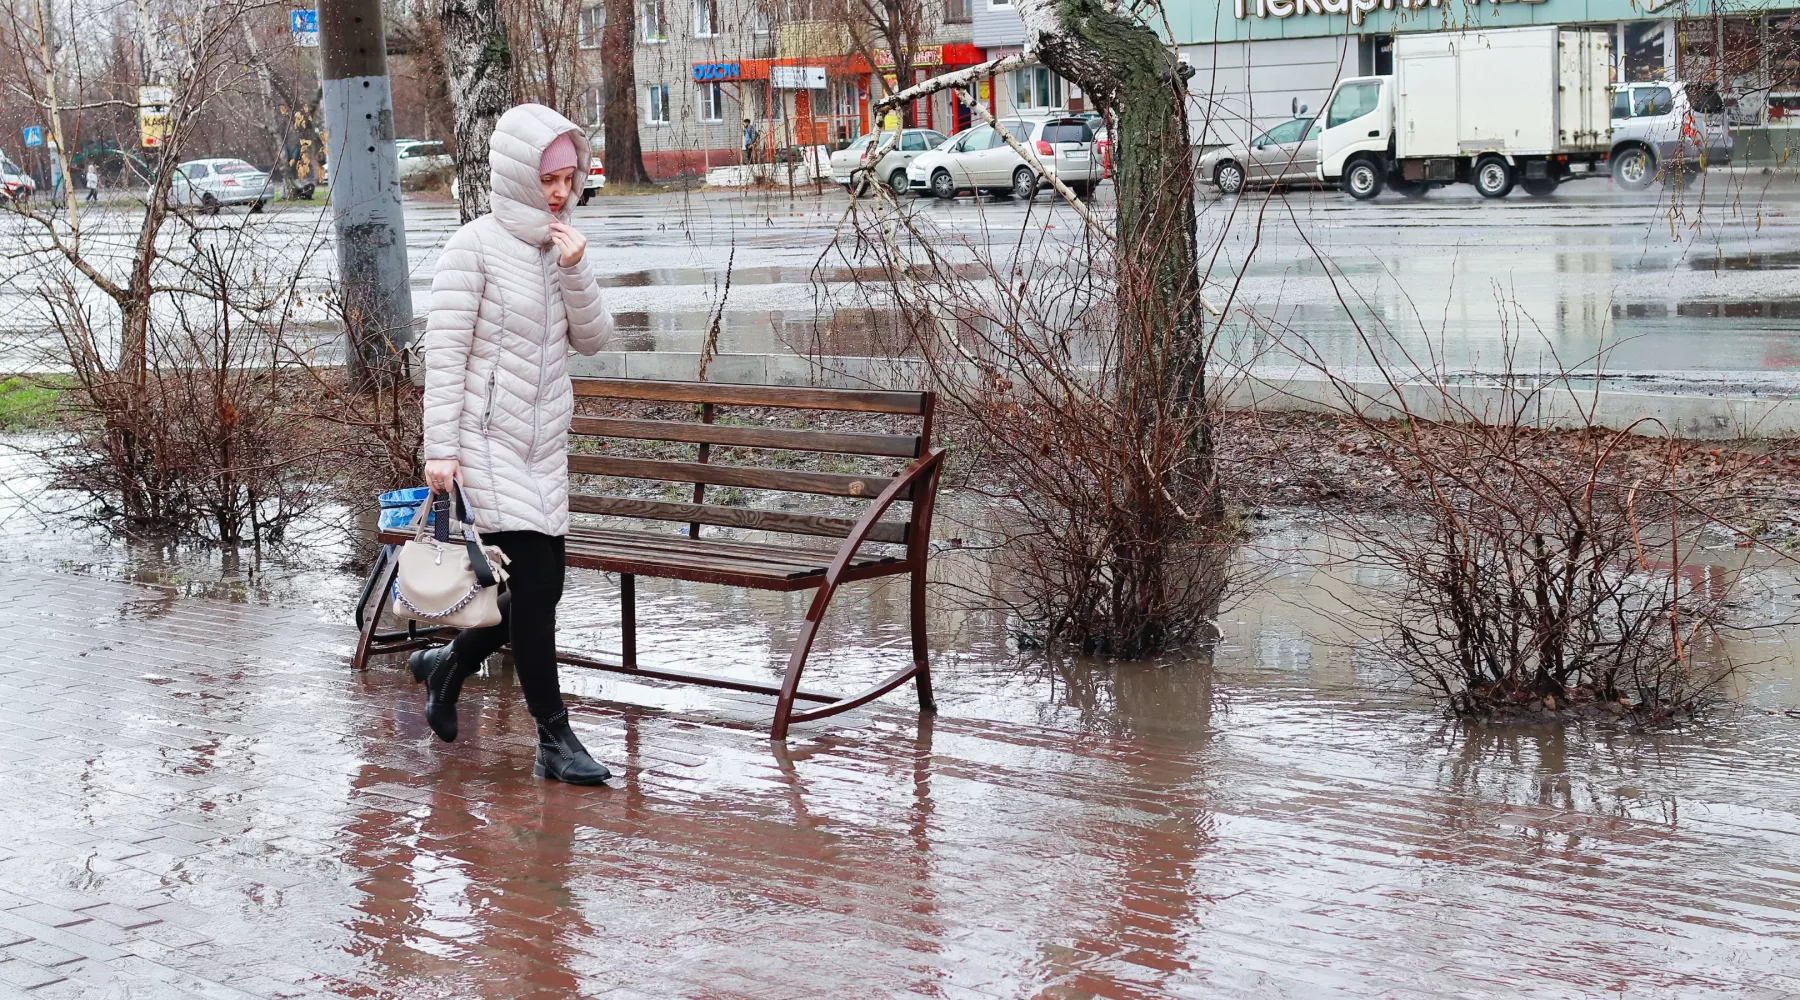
577, 155, 605, 205
829, 129, 949, 194
0, 151, 34, 202
160, 158, 272, 212
395, 139, 452, 182
907, 116, 1101, 201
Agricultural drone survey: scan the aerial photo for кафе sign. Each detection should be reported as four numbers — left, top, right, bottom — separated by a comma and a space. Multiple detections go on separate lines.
1234, 0, 1542, 28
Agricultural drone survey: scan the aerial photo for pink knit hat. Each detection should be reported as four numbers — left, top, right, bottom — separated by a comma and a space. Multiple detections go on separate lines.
540, 132, 578, 175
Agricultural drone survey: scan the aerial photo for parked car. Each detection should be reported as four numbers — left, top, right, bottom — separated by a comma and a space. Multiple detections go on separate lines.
907, 116, 1101, 200
577, 155, 605, 205
1200, 114, 1322, 195
159, 158, 272, 212
0, 151, 35, 202
829, 129, 950, 194
395, 140, 451, 183
1608, 80, 1732, 190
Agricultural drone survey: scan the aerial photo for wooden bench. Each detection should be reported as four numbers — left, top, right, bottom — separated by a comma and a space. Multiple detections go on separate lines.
352, 376, 945, 739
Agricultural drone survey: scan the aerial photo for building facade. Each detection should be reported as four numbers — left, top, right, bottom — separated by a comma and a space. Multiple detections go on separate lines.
978, 0, 1800, 160
575, 0, 985, 178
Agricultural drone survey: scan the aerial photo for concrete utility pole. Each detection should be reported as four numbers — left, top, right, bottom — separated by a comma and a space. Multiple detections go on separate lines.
319, 0, 413, 386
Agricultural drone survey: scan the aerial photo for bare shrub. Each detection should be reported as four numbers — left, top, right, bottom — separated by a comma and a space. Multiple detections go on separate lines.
1276, 359, 1753, 720
824, 195, 1233, 657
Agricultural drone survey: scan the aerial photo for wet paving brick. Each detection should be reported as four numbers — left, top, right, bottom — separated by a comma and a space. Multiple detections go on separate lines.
0, 557, 1798, 999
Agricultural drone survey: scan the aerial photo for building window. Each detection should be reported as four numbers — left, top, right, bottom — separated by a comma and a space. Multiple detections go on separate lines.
579, 86, 603, 125
751, 5, 771, 33
697, 81, 724, 121
578, 5, 605, 48
988, 0, 1010, 7
944, 0, 970, 22
834, 79, 859, 117
693, 0, 718, 35
1012, 66, 1062, 110
647, 84, 671, 124
641, 0, 666, 42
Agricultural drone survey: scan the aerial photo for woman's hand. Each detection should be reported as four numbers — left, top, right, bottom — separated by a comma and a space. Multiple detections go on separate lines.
424, 458, 460, 492
548, 222, 586, 267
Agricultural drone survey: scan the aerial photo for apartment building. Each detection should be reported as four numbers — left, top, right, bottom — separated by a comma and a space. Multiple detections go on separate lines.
574, 0, 982, 178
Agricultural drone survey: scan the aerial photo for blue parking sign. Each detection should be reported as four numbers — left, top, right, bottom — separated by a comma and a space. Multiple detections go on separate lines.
290, 9, 316, 31
22, 126, 43, 148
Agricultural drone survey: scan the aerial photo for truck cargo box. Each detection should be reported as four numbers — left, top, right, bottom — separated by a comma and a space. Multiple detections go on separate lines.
1394, 26, 1611, 160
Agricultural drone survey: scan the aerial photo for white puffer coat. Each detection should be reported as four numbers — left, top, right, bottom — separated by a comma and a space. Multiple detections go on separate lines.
421, 104, 614, 536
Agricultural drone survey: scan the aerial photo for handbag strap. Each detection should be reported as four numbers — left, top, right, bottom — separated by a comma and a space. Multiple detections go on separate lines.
408, 485, 496, 588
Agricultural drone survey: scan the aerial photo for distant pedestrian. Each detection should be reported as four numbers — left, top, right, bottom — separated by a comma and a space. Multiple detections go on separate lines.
415, 103, 617, 786
84, 164, 98, 203
742, 118, 757, 164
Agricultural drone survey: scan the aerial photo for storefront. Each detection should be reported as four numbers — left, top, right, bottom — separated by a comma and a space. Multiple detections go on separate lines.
1164, 0, 1800, 159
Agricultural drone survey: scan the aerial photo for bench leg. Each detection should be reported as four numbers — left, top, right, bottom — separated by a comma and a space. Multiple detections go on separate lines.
621, 573, 636, 667
772, 613, 824, 742
351, 554, 399, 671
910, 564, 936, 713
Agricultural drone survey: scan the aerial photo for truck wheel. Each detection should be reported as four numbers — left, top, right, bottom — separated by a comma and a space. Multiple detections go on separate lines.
1521, 177, 1559, 197
1214, 160, 1244, 195
1343, 158, 1384, 200
1473, 157, 1514, 198
1611, 147, 1654, 191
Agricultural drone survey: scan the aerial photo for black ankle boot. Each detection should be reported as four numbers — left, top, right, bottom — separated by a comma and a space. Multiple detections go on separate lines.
409, 645, 472, 743
534, 711, 611, 785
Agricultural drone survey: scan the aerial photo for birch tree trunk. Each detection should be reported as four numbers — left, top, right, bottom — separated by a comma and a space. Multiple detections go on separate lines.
600, 0, 651, 185
238, 15, 292, 197
440, 0, 513, 222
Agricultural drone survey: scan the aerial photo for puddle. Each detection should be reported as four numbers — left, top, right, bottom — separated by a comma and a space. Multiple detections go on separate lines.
1689, 249, 1800, 270
5, 436, 1800, 996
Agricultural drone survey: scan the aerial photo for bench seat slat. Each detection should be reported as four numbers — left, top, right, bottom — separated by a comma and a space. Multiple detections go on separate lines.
570, 416, 920, 458
374, 525, 905, 591
570, 495, 910, 545
570, 455, 905, 500
572, 377, 928, 415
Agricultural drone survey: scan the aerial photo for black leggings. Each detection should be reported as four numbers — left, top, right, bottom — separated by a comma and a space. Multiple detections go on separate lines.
447, 530, 566, 720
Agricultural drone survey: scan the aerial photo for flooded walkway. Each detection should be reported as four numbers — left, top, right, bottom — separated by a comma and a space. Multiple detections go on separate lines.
2, 543, 1799, 998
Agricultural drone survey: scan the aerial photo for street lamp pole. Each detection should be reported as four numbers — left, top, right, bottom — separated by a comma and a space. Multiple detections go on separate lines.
318, 0, 413, 387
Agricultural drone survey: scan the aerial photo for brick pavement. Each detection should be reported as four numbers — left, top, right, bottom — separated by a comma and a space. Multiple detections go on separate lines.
2, 563, 1798, 999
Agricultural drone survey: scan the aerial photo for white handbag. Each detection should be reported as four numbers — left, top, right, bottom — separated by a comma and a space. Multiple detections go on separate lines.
392, 487, 510, 629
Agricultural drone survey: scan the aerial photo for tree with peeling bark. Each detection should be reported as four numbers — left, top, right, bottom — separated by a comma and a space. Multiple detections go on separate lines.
843, 1, 1227, 655
441, 0, 514, 221
600, 0, 652, 185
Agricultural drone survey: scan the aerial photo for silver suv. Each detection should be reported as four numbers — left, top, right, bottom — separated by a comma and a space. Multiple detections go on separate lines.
1609, 81, 1732, 190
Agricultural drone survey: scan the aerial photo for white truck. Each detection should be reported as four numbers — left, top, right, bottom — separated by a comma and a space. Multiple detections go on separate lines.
1317, 26, 1613, 200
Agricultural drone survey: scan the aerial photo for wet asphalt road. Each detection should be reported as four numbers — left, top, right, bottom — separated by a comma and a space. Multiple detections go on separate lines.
8, 174, 1800, 387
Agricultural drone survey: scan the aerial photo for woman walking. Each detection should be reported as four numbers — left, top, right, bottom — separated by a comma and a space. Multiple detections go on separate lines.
412, 103, 616, 785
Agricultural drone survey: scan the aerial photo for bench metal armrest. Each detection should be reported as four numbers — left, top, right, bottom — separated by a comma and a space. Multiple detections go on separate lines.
808, 448, 946, 614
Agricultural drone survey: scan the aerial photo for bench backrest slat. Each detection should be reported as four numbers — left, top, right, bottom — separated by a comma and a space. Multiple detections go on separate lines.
567, 378, 934, 547
571, 495, 910, 545
571, 416, 920, 459
572, 377, 928, 415
570, 455, 908, 501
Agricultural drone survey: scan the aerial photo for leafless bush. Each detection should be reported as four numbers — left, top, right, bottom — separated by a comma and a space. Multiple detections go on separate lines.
1263, 310, 1755, 719
823, 193, 1233, 658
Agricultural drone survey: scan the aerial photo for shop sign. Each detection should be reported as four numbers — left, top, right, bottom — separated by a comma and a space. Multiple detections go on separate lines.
693, 62, 740, 81
1235, 0, 1447, 27
875, 46, 941, 69
138, 85, 173, 148
771, 65, 826, 89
